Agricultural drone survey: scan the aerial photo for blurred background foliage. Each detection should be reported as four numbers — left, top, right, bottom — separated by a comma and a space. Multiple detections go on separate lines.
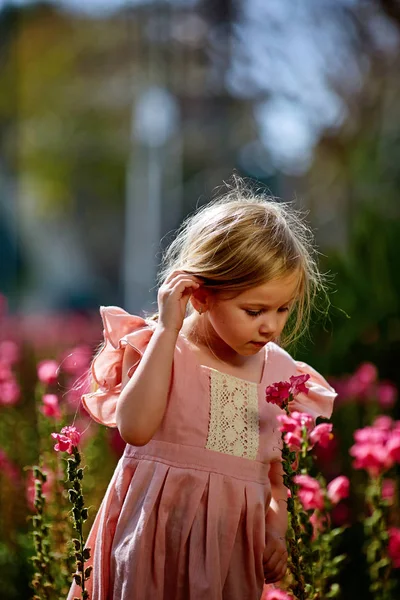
1, 0, 400, 598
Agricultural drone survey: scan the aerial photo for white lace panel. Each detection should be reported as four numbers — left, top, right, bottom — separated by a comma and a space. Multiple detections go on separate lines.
205, 369, 260, 460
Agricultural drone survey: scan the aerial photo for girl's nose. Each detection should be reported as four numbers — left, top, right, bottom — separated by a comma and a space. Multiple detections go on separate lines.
259, 314, 278, 336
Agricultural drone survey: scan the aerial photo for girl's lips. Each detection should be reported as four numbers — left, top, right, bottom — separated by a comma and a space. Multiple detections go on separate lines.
251, 341, 267, 347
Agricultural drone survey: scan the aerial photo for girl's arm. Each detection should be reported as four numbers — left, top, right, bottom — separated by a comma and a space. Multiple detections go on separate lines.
263, 460, 288, 583
265, 460, 288, 535
116, 325, 178, 446
116, 271, 201, 446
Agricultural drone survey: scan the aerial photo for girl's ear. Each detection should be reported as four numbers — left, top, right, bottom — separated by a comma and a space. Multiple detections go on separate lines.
190, 287, 213, 314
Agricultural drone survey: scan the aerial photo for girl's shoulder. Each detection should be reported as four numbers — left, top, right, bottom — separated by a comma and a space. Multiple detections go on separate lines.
81, 306, 156, 427
266, 341, 337, 420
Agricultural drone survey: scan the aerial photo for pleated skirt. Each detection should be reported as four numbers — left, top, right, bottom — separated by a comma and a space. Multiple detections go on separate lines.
67, 440, 271, 600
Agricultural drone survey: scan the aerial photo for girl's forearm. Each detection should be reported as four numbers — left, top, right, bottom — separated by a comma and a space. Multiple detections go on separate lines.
266, 461, 288, 536
265, 487, 288, 536
116, 326, 178, 445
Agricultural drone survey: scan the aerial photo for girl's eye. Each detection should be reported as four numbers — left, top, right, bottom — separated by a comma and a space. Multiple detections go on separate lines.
278, 307, 290, 313
245, 309, 263, 317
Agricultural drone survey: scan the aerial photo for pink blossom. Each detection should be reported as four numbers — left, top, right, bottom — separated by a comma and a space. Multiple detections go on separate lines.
51, 425, 81, 454
388, 528, 400, 569
265, 381, 291, 408
382, 479, 396, 504
386, 431, 400, 463
0, 361, 12, 382
40, 394, 62, 420
37, 359, 59, 385
276, 414, 299, 434
351, 420, 400, 476
327, 476, 350, 505
277, 410, 315, 451
349, 440, 392, 476
0, 340, 20, 366
61, 345, 92, 375
289, 373, 310, 397
346, 362, 378, 400
294, 474, 325, 511
290, 411, 314, 431
373, 416, 394, 432
265, 374, 310, 408
0, 379, 20, 406
377, 382, 397, 409
355, 363, 378, 385
354, 426, 388, 445
284, 431, 302, 451
309, 423, 333, 448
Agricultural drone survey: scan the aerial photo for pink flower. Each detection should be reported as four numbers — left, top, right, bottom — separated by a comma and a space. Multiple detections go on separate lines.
327, 476, 350, 505
40, 394, 62, 420
0, 361, 12, 382
354, 426, 388, 445
284, 431, 302, 451
382, 479, 396, 504
355, 363, 378, 385
37, 359, 59, 385
349, 440, 392, 476
289, 373, 310, 397
294, 474, 325, 511
377, 382, 397, 409
0, 340, 20, 366
0, 379, 20, 406
388, 528, 400, 569
265, 374, 310, 409
387, 431, 400, 463
346, 362, 378, 401
61, 345, 92, 375
291, 411, 314, 431
309, 423, 333, 448
276, 414, 299, 434
350, 420, 400, 476
51, 425, 81, 454
265, 381, 291, 408
373, 416, 394, 432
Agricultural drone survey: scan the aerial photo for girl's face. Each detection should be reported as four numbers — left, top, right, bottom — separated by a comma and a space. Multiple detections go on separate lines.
203, 271, 300, 356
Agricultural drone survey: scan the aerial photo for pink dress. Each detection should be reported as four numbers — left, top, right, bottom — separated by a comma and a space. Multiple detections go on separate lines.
67, 306, 336, 600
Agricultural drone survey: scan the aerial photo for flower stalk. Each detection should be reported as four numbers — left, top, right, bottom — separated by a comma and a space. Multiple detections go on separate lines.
67, 447, 92, 600
52, 425, 92, 600
364, 476, 393, 599
29, 464, 54, 600
266, 375, 346, 600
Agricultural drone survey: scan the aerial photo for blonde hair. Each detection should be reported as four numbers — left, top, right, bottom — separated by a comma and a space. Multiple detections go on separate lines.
159, 176, 328, 347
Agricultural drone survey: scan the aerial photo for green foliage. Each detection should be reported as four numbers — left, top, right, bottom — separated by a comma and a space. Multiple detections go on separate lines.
300, 206, 400, 388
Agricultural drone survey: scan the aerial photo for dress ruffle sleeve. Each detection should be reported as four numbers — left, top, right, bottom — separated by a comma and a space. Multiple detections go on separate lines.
289, 361, 337, 420
82, 306, 155, 427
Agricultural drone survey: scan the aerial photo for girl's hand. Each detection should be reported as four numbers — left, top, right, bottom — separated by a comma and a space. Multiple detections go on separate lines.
157, 271, 201, 333
263, 529, 288, 584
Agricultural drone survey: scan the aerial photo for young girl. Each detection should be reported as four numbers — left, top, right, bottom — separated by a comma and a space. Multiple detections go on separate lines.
67, 184, 336, 600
